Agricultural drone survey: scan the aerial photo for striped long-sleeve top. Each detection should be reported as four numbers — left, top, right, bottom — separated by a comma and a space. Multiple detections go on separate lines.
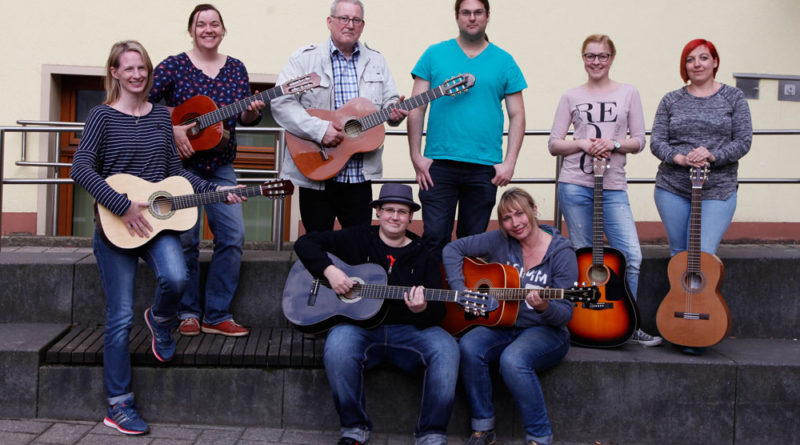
71, 104, 217, 217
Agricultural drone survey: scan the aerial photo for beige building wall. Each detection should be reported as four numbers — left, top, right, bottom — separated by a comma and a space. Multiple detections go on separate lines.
2, 0, 799, 238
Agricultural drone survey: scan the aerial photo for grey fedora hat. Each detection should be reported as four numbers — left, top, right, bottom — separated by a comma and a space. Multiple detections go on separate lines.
369, 183, 420, 211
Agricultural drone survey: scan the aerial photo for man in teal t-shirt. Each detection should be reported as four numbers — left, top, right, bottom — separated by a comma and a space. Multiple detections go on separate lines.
407, 0, 527, 258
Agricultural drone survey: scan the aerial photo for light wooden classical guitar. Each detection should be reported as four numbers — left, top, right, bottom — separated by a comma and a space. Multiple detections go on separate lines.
440, 257, 598, 336
285, 73, 475, 181
656, 165, 731, 347
171, 73, 320, 152
568, 157, 640, 348
94, 173, 293, 249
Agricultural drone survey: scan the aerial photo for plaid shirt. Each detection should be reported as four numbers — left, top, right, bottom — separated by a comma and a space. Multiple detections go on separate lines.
330, 40, 364, 184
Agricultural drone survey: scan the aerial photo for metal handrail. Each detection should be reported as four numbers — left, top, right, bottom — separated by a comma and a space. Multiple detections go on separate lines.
3, 123, 800, 250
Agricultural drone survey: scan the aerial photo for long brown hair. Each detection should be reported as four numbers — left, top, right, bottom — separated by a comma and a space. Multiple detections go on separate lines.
103, 40, 154, 105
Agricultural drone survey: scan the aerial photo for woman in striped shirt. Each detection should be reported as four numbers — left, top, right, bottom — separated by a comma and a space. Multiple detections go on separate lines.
70, 40, 242, 436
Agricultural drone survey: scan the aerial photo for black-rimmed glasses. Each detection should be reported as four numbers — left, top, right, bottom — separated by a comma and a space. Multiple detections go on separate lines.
583, 53, 611, 62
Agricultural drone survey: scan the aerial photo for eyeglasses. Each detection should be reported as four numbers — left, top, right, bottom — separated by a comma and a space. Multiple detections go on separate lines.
583, 53, 611, 62
459, 9, 486, 18
331, 15, 364, 26
380, 207, 410, 217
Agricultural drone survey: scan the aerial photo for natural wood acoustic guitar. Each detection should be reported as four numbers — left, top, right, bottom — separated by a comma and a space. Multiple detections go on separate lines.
285, 73, 475, 181
656, 165, 731, 347
94, 174, 293, 249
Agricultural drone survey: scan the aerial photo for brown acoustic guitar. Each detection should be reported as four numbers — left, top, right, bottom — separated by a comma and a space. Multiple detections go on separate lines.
94, 174, 293, 249
171, 73, 321, 152
656, 165, 731, 347
285, 73, 475, 181
440, 257, 598, 336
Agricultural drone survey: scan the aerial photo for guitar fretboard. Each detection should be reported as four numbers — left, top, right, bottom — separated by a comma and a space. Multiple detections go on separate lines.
687, 177, 704, 274
169, 184, 284, 210
194, 87, 286, 130
592, 161, 606, 265
479, 287, 572, 301
353, 81, 462, 131
313, 279, 461, 303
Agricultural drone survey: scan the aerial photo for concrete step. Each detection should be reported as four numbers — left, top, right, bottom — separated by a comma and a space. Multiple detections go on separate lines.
2, 244, 799, 340
30, 335, 800, 444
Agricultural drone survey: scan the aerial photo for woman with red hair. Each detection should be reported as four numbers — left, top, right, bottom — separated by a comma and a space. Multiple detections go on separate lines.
650, 39, 752, 352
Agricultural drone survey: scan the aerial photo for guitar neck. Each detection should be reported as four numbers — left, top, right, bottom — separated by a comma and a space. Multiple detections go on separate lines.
355, 85, 448, 131
196, 86, 285, 130
687, 182, 703, 273
314, 279, 461, 303
170, 185, 267, 210
591, 169, 605, 264
482, 288, 570, 301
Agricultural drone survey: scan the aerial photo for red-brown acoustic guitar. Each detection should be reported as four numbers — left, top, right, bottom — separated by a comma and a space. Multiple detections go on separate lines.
285, 73, 475, 181
568, 157, 640, 348
656, 165, 731, 347
171, 73, 321, 152
440, 257, 598, 336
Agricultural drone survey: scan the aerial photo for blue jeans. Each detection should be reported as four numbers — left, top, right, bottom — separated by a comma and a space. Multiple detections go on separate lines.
180, 163, 244, 324
93, 230, 186, 404
654, 187, 737, 256
459, 326, 570, 445
323, 323, 459, 444
558, 183, 643, 298
419, 160, 497, 257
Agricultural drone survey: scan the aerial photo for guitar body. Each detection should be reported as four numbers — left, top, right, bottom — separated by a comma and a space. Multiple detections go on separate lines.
95, 174, 198, 249
285, 97, 385, 181
568, 246, 639, 348
282, 254, 387, 335
656, 250, 730, 347
171, 95, 228, 152
440, 257, 520, 336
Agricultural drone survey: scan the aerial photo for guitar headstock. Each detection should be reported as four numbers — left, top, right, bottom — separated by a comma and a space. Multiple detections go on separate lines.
441, 73, 476, 96
565, 285, 600, 304
593, 157, 609, 178
259, 179, 295, 198
282, 73, 321, 95
689, 164, 709, 189
458, 290, 499, 316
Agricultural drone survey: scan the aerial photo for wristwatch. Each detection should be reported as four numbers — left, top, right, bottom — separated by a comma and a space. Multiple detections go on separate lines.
612, 140, 621, 153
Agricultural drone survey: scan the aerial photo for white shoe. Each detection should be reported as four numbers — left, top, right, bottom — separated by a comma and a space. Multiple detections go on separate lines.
629, 328, 663, 346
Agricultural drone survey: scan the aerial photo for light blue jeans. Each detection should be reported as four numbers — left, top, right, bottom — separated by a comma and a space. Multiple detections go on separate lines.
654, 187, 737, 256
180, 163, 245, 324
324, 323, 459, 445
93, 230, 185, 404
459, 325, 570, 445
558, 183, 642, 298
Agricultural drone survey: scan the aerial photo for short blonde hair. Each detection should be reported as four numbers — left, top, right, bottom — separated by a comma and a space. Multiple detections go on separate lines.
103, 40, 154, 105
496, 188, 538, 238
581, 34, 616, 57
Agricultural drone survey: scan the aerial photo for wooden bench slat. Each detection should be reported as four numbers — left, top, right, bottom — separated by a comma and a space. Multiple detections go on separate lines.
46, 325, 88, 363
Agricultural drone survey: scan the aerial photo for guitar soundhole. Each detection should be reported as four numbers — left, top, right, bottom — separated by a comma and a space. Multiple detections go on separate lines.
682, 271, 705, 293
343, 119, 362, 137
587, 265, 609, 286
148, 194, 174, 220
338, 277, 364, 303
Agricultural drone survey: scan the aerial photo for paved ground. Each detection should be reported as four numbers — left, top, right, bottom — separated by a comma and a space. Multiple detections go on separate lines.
0, 417, 595, 445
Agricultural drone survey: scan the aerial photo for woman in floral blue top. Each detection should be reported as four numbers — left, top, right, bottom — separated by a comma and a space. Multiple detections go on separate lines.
149, 3, 264, 338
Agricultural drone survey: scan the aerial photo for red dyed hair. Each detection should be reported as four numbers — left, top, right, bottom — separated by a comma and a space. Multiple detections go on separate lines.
680, 39, 719, 83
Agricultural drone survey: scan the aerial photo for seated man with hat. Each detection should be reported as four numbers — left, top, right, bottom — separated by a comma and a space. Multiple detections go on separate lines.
293, 183, 459, 445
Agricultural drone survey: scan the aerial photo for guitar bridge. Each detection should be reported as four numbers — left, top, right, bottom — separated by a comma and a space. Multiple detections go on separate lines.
673, 312, 710, 320
307, 280, 320, 306
317, 147, 329, 161
580, 302, 614, 310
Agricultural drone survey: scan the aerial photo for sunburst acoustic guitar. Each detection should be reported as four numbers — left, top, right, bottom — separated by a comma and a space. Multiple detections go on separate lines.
656, 165, 731, 347
285, 73, 475, 181
94, 174, 293, 249
567, 157, 640, 348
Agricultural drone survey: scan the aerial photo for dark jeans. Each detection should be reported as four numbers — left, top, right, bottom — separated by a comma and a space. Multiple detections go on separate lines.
419, 160, 497, 257
299, 180, 373, 233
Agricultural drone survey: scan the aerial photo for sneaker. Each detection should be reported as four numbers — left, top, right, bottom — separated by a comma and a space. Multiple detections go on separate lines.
103, 399, 149, 435
179, 318, 201, 336
144, 307, 176, 362
629, 328, 663, 347
465, 430, 496, 445
337, 438, 363, 445
201, 319, 249, 337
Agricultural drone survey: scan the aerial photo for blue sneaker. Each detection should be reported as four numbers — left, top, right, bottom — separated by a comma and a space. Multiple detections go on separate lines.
144, 307, 176, 362
103, 399, 149, 435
